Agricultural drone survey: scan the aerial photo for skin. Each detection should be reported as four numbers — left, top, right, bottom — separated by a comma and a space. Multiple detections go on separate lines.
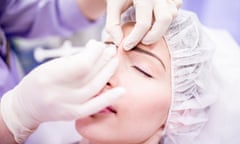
77, 0, 106, 21
76, 22, 172, 144
0, 103, 17, 144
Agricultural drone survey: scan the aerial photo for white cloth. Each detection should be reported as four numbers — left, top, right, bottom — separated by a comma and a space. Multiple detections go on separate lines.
195, 28, 240, 144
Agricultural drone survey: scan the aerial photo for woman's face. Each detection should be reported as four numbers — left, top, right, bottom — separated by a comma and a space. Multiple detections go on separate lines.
76, 22, 172, 144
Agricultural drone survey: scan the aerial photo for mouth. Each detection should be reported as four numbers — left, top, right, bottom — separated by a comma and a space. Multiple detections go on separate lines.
90, 105, 117, 118
99, 106, 117, 114
106, 106, 117, 114
93, 85, 118, 115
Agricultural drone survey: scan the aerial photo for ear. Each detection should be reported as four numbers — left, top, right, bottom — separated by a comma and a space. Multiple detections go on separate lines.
144, 125, 165, 144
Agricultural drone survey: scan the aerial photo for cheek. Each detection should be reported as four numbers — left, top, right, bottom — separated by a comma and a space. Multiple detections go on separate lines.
116, 82, 171, 141
124, 84, 171, 121
119, 72, 172, 119
74, 71, 172, 143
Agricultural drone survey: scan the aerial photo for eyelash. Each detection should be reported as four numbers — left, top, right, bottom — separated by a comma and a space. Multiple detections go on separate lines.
132, 66, 153, 78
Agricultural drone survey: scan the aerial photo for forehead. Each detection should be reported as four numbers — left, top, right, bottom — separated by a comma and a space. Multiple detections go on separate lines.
122, 22, 171, 69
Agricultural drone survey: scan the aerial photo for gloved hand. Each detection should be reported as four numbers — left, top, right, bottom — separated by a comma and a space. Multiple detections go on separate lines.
105, 0, 182, 50
1, 40, 125, 143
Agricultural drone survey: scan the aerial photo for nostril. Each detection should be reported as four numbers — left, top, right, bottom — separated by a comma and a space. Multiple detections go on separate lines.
105, 82, 113, 89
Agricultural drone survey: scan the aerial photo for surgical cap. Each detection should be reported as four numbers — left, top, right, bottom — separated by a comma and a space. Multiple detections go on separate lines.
122, 9, 218, 144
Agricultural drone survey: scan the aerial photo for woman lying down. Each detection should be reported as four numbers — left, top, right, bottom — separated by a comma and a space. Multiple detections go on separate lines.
31, 9, 240, 144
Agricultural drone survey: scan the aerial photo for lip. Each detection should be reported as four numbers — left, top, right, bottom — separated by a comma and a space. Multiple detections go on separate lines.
98, 106, 117, 114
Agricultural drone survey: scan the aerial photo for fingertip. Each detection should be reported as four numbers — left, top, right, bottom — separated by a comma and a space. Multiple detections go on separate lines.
122, 25, 148, 50
104, 87, 126, 102
142, 36, 157, 45
113, 33, 123, 46
123, 39, 135, 51
104, 44, 117, 59
141, 37, 153, 45
105, 25, 123, 46
141, 30, 164, 45
123, 45, 132, 51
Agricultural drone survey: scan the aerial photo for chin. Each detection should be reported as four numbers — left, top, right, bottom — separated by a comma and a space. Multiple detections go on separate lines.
76, 124, 118, 144
75, 119, 147, 144
75, 116, 118, 142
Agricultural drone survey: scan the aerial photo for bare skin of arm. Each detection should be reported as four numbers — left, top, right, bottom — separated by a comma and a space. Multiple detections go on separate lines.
0, 103, 17, 144
77, 0, 106, 21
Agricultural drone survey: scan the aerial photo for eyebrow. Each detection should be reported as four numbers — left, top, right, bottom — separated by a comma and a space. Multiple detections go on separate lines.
104, 41, 166, 70
133, 47, 166, 70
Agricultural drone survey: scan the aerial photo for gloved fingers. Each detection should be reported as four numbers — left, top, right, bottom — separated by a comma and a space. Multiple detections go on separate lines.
141, 20, 170, 45
75, 87, 125, 119
57, 40, 103, 74
101, 28, 112, 42
0, 91, 36, 143
77, 43, 118, 86
78, 39, 110, 69
105, 25, 123, 46
84, 40, 117, 73
106, 0, 127, 26
68, 57, 119, 103
166, 0, 179, 18
142, 0, 177, 44
105, 0, 128, 45
173, 0, 183, 9
123, 0, 153, 50
62, 40, 117, 78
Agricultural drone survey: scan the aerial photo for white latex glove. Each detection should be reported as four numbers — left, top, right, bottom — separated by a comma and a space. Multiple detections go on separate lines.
34, 40, 84, 62
105, 0, 182, 50
1, 40, 125, 143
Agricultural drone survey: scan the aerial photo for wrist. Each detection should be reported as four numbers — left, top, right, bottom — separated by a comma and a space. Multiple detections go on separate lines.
0, 100, 17, 144
1, 91, 36, 143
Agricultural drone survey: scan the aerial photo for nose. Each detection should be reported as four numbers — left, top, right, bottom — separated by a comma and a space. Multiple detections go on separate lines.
96, 82, 112, 95
104, 82, 111, 89
107, 67, 120, 89
99, 75, 120, 95
106, 48, 126, 89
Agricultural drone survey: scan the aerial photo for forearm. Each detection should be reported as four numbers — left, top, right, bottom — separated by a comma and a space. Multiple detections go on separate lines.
0, 103, 17, 144
1, 0, 96, 38
76, 0, 106, 21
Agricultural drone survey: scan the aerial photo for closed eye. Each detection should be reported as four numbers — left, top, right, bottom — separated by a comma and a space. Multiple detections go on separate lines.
132, 66, 153, 78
